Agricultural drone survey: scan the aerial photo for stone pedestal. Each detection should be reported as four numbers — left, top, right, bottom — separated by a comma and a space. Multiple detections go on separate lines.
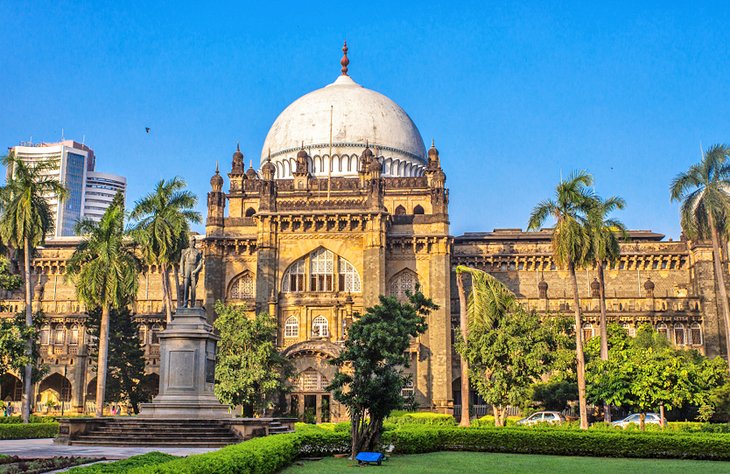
139, 307, 231, 419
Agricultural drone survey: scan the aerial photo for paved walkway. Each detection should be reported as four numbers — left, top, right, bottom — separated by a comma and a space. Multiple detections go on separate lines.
0, 438, 218, 460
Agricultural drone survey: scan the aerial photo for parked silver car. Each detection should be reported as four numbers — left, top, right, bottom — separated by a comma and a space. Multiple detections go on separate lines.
516, 411, 566, 426
612, 413, 662, 428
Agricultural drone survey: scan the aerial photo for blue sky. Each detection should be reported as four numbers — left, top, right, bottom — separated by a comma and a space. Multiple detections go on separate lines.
2, 1, 728, 238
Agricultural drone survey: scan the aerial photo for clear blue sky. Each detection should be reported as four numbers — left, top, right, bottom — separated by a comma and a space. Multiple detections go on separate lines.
2, 1, 728, 238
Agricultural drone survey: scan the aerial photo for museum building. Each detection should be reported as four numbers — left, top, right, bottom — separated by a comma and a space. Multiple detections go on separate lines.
0, 46, 725, 421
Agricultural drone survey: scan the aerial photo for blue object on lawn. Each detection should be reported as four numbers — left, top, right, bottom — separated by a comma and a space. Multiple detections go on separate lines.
356, 451, 385, 465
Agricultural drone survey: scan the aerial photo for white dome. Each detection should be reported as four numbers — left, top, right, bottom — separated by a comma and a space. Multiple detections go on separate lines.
260, 74, 427, 178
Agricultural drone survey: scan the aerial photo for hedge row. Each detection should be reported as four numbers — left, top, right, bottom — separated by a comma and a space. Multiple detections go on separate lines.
130, 430, 350, 474
387, 412, 456, 427
0, 415, 57, 424
383, 427, 730, 460
67, 452, 178, 473
0, 422, 59, 439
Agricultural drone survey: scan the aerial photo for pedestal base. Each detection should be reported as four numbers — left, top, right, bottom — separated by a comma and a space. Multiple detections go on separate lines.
138, 400, 232, 419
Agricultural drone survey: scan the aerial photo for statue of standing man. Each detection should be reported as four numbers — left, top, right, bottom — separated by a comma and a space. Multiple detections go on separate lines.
179, 235, 203, 308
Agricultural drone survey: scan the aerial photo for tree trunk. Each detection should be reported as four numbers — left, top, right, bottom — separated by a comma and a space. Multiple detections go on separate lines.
21, 237, 34, 424
456, 271, 470, 427
569, 262, 589, 429
597, 261, 611, 422
161, 266, 172, 323
95, 305, 111, 417
709, 215, 730, 372
639, 412, 646, 431
659, 404, 666, 428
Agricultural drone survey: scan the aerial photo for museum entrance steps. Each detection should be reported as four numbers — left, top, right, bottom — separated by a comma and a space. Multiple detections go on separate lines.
67, 418, 240, 447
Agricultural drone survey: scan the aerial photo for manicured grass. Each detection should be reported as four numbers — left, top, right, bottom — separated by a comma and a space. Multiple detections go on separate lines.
282, 451, 730, 473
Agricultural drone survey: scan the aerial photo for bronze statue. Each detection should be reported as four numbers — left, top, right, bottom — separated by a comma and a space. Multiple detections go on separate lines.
179, 236, 203, 308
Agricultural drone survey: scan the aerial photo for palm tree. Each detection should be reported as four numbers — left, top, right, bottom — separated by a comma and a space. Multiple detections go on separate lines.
129, 178, 201, 322
671, 144, 730, 371
66, 193, 140, 416
587, 195, 627, 422
528, 170, 594, 429
455, 265, 518, 426
0, 153, 67, 423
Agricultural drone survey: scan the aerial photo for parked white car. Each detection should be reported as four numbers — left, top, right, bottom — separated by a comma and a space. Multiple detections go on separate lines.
612, 413, 662, 428
516, 411, 566, 426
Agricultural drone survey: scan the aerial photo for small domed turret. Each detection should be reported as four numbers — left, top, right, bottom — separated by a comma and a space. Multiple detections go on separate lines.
246, 161, 258, 180
231, 143, 244, 174
210, 163, 223, 191
261, 156, 276, 181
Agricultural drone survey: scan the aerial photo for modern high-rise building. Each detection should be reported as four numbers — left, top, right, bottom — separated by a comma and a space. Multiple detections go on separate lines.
8, 140, 126, 237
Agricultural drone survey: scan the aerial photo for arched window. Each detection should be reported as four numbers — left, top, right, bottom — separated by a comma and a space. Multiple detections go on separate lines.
54, 325, 65, 345
310, 248, 334, 292
620, 322, 636, 337
69, 325, 79, 345
413, 205, 424, 215
296, 368, 329, 392
394, 205, 406, 216
674, 323, 686, 346
283, 259, 305, 292
390, 270, 418, 301
657, 323, 669, 339
312, 316, 329, 337
338, 257, 361, 292
151, 324, 162, 345
245, 207, 256, 217
689, 323, 702, 345
284, 316, 299, 338
229, 272, 255, 299
582, 323, 594, 342
40, 325, 50, 345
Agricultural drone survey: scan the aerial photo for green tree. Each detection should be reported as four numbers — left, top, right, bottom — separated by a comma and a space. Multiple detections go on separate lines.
0, 256, 21, 293
328, 290, 435, 458
130, 177, 201, 322
528, 170, 595, 429
66, 193, 140, 417
0, 152, 67, 423
85, 307, 151, 413
213, 302, 292, 416
670, 144, 730, 372
460, 274, 563, 426
587, 324, 727, 429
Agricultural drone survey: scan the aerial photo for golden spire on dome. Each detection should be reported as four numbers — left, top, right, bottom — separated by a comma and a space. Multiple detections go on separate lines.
340, 41, 349, 76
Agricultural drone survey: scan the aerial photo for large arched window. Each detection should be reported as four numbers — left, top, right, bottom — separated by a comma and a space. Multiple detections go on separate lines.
657, 322, 669, 340
229, 272, 255, 299
674, 323, 686, 346
40, 325, 51, 345
312, 316, 329, 337
390, 269, 418, 300
296, 368, 329, 392
284, 316, 299, 338
689, 322, 702, 345
69, 325, 79, 345
582, 323, 594, 342
339, 258, 361, 292
310, 248, 334, 292
283, 259, 306, 292
282, 248, 361, 293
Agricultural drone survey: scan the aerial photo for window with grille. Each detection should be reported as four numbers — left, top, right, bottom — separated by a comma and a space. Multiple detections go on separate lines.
312, 316, 329, 337
283, 259, 306, 292
689, 323, 702, 345
674, 324, 686, 345
54, 326, 65, 345
582, 324, 594, 342
390, 270, 418, 300
657, 323, 669, 340
230, 272, 255, 299
69, 325, 79, 345
284, 316, 299, 338
621, 323, 636, 337
339, 258, 361, 292
297, 368, 329, 392
310, 249, 334, 292
40, 325, 50, 345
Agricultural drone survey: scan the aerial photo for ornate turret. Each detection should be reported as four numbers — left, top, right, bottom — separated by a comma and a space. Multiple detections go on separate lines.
245, 161, 259, 180
206, 163, 225, 235
231, 143, 244, 175
210, 162, 223, 192
261, 154, 276, 181
424, 139, 447, 214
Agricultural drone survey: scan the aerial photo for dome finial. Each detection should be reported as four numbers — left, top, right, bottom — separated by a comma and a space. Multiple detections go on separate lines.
431, 138, 435, 148
340, 41, 349, 76
215, 160, 219, 174
237, 142, 240, 152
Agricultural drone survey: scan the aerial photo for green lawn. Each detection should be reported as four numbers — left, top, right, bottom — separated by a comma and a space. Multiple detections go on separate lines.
282, 451, 730, 473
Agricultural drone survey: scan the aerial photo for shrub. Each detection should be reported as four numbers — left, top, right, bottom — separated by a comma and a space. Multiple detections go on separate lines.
388, 412, 456, 427
471, 415, 520, 427
0, 415, 57, 424
0, 422, 59, 439
68, 452, 177, 473
382, 426, 730, 460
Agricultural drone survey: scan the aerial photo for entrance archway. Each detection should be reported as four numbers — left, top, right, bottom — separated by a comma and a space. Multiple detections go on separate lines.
0, 374, 22, 402
38, 372, 71, 413
283, 341, 342, 423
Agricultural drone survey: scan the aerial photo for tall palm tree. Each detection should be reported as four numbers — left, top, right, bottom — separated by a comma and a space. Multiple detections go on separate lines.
671, 144, 730, 371
587, 195, 627, 422
528, 170, 594, 429
454, 265, 516, 426
129, 178, 200, 322
66, 193, 140, 416
0, 153, 67, 423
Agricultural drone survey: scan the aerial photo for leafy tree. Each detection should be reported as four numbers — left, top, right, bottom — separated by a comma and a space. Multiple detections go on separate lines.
0, 152, 68, 422
328, 290, 435, 458
0, 256, 21, 293
66, 193, 140, 416
130, 177, 201, 322
670, 144, 730, 372
455, 267, 566, 426
587, 324, 727, 429
528, 170, 595, 429
213, 302, 292, 416
85, 307, 152, 413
